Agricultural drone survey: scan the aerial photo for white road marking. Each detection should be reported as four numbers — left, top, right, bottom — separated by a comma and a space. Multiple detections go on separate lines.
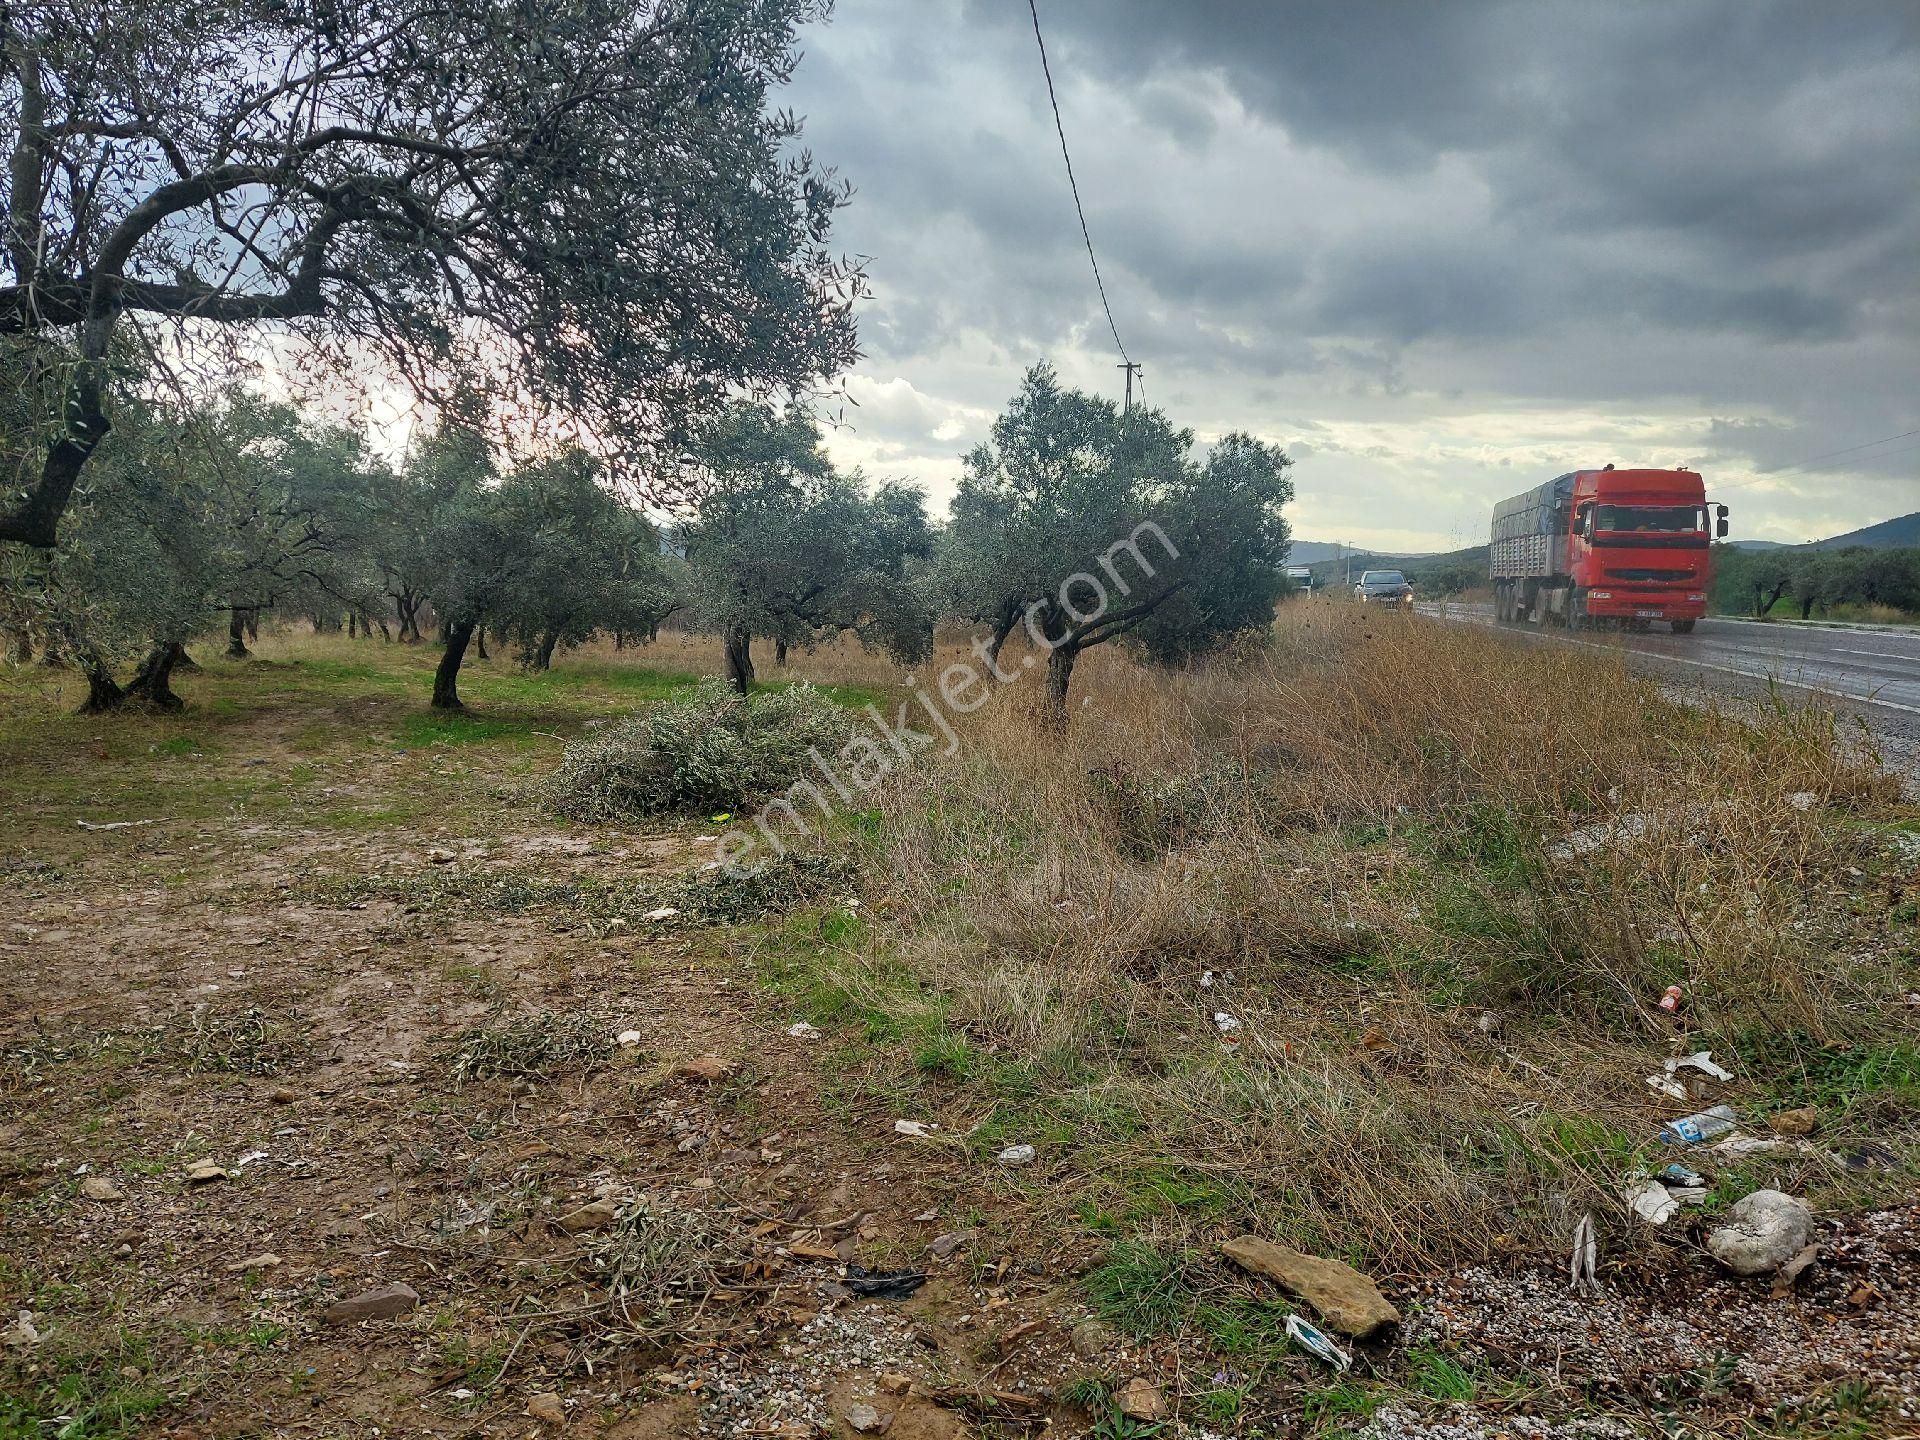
1835, 647, 1919, 662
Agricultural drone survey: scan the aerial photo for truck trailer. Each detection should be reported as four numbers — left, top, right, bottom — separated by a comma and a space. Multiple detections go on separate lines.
1490, 466, 1727, 632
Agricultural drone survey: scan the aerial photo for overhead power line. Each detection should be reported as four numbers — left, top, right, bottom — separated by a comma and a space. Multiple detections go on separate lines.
1027, 0, 1132, 374
1715, 427, 1920, 491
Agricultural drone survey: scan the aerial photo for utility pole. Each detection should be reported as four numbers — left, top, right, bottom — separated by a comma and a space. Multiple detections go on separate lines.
1116, 360, 1141, 413
1343, 542, 1351, 588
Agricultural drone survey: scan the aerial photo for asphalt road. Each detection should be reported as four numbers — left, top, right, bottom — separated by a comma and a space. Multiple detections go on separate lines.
1421, 604, 1920, 716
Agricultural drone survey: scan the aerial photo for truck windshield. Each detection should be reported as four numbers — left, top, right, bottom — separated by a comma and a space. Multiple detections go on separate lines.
1361, 571, 1405, 585
1594, 505, 1700, 533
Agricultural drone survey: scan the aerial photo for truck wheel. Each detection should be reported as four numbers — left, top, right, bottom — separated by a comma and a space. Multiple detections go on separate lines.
1671, 619, 1695, 635
1569, 592, 1587, 630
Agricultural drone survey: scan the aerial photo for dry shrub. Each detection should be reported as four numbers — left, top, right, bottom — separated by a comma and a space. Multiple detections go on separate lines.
846, 602, 1910, 1267
545, 677, 852, 821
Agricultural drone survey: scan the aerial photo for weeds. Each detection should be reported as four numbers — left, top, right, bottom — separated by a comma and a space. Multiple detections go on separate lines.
173, 1005, 302, 1077
447, 1009, 614, 1082
579, 1196, 743, 1341
544, 678, 854, 821
812, 604, 1916, 1268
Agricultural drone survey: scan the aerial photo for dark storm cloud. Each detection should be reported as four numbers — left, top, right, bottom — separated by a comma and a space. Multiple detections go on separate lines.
785, 1, 1919, 544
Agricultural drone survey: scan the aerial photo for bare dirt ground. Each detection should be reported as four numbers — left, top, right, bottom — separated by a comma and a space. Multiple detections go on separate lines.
4, 636, 1916, 1439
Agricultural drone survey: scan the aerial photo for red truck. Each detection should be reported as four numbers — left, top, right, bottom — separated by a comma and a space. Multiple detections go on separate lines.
1490, 465, 1728, 632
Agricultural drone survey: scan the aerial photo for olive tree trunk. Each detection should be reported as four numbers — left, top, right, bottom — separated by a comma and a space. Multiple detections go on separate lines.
432, 620, 476, 710
122, 642, 187, 712
723, 623, 754, 695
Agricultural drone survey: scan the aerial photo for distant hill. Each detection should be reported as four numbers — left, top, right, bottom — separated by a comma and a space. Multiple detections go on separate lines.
1299, 543, 1488, 594
1286, 539, 1357, 564
1810, 511, 1920, 550
1725, 511, 1918, 551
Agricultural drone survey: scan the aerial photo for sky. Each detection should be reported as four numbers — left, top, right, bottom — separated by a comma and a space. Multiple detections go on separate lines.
780, 0, 1920, 551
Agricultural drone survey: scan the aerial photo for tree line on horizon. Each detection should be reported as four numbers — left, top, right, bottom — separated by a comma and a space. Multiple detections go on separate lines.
0, 361, 1295, 716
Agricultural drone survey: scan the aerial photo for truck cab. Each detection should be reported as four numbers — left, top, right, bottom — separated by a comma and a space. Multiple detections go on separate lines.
1569, 469, 1723, 631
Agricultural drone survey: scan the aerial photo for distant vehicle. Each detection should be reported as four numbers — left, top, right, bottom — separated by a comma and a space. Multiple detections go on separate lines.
1490, 465, 1728, 632
1354, 569, 1412, 607
1285, 564, 1314, 593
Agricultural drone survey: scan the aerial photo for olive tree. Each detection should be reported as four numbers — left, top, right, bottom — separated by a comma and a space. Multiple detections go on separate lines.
944, 364, 1292, 716
490, 450, 679, 672
0, 0, 862, 549
681, 402, 932, 692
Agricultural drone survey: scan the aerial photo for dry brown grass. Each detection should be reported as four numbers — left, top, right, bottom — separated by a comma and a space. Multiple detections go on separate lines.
784, 601, 1915, 1269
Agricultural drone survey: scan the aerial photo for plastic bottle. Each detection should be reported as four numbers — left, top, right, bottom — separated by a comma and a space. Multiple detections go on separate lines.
1660, 1104, 1736, 1144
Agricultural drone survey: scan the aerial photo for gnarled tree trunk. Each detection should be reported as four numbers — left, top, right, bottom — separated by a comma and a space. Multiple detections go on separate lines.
227, 606, 251, 659
432, 620, 475, 710
535, 630, 560, 671
774, 638, 788, 667
122, 642, 187, 711
76, 651, 124, 713
723, 623, 754, 695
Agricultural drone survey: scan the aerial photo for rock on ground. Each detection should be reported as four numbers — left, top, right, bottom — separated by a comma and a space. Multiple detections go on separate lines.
1708, 1190, 1814, 1276
1222, 1234, 1401, 1337
322, 1281, 421, 1324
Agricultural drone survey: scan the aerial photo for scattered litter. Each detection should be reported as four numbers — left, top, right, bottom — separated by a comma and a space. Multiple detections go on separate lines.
842, 1264, 927, 1299
642, 906, 681, 922
892, 1120, 937, 1139
616, 1030, 643, 1048
1707, 1189, 1813, 1276
1284, 1313, 1352, 1371
450, 1388, 474, 1401
1660, 1104, 1736, 1144
1568, 1213, 1601, 1297
1840, 1142, 1897, 1171
75, 818, 157, 832
1658, 1162, 1705, 1188
1786, 791, 1818, 810
1646, 1072, 1690, 1101
1666, 1050, 1734, 1082
1624, 1178, 1680, 1226
995, 1143, 1036, 1166
236, 1149, 269, 1169
785, 1021, 822, 1040
1212, 1011, 1241, 1035
1658, 984, 1684, 1013
1768, 1106, 1818, 1136
1710, 1134, 1801, 1160
1199, 969, 1215, 989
